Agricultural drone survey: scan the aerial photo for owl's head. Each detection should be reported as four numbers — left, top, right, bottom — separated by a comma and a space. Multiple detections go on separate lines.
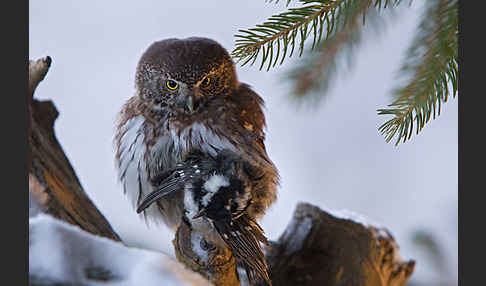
135, 37, 238, 114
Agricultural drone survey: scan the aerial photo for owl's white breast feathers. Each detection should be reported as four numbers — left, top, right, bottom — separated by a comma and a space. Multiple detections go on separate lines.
116, 116, 161, 223
169, 122, 238, 157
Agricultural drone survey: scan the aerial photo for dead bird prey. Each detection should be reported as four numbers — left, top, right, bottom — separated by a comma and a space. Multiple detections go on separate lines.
137, 150, 271, 285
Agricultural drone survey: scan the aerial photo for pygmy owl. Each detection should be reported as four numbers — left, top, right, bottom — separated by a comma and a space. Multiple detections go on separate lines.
114, 37, 279, 285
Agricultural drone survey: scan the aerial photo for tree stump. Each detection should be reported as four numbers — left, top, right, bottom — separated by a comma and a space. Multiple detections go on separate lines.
265, 203, 415, 286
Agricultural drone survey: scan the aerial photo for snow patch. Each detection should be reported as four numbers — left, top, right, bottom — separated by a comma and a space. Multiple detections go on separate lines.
282, 216, 313, 255
29, 214, 208, 285
325, 207, 383, 229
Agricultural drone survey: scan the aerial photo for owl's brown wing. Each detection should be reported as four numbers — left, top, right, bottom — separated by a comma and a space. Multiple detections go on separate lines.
233, 83, 267, 151
218, 83, 279, 222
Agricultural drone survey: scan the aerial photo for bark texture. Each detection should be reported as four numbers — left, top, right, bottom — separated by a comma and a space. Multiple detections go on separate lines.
29, 57, 121, 241
265, 203, 416, 286
28, 57, 415, 286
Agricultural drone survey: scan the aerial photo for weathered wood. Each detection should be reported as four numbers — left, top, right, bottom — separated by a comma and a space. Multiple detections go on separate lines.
265, 203, 415, 286
28, 57, 121, 241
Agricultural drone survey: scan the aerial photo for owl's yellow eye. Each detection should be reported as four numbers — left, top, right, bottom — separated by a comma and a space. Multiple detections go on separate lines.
166, 80, 178, 90
201, 77, 211, 87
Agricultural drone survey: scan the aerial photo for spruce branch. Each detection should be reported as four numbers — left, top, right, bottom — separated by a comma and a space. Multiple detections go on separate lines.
231, 0, 401, 71
377, 0, 458, 145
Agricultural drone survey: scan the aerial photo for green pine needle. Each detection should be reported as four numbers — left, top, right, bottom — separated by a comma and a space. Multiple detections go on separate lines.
232, 1, 346, 71
233, 0, 457, 146
232, 0, 401, 71
377, 0, 458, 146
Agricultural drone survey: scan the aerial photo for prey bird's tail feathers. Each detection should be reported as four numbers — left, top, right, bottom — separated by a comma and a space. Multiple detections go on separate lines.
214, 214, 271, 286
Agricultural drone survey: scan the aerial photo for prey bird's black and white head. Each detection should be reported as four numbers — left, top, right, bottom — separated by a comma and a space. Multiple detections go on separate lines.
114, 37, 279, 286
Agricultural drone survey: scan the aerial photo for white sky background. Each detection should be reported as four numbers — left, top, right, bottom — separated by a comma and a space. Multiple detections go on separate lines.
29, 1, 457, 284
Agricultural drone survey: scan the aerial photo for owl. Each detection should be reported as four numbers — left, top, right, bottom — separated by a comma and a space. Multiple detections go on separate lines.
114, 37, 279, 285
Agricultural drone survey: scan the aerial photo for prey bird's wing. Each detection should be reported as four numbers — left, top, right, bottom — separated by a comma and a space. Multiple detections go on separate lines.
136, 168, 186, 213
137, 151, 210, 214
213, 214, 271, 286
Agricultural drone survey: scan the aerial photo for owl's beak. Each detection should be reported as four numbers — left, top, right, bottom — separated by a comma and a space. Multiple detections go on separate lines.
177, 86, 200, 113
186, 95, 195, 113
